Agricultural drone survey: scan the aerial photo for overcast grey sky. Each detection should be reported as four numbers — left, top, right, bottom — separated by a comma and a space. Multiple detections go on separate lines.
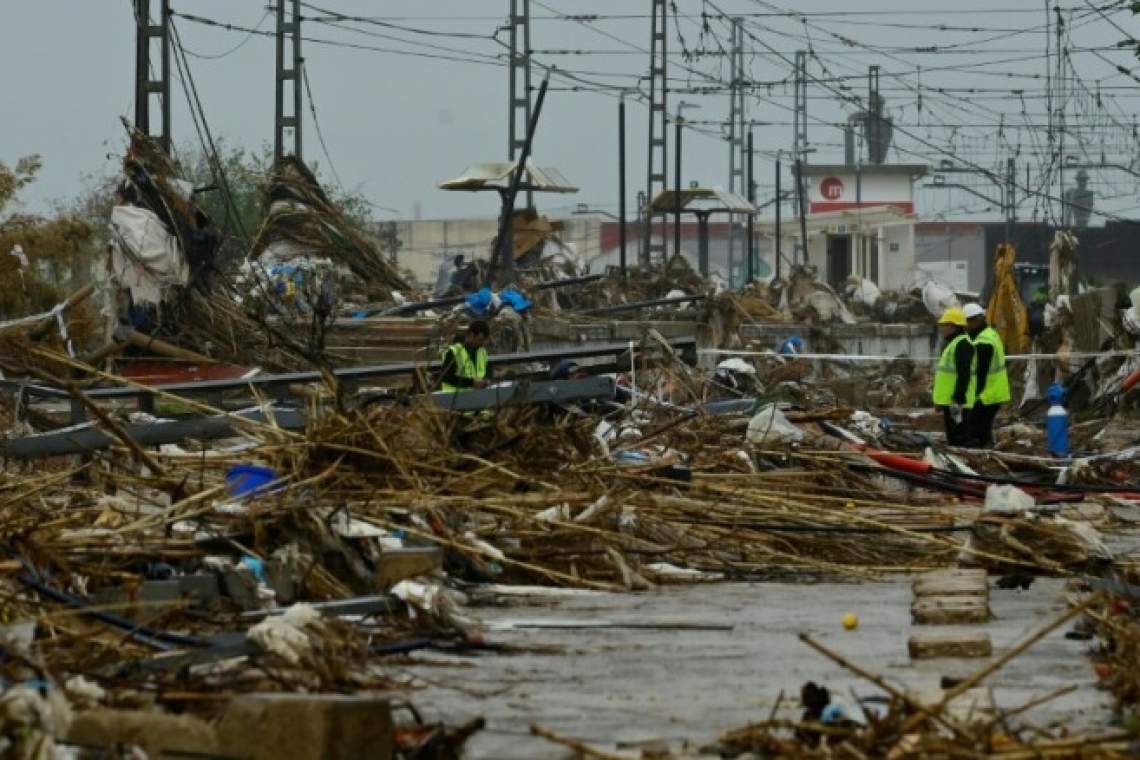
3, 1, 1138, 225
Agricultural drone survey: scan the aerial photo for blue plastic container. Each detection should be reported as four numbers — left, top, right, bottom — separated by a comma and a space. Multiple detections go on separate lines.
226, 465, 281, 498
1046, 382, 1069, 457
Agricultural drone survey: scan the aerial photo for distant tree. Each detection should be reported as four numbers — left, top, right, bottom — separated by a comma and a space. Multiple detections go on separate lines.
68, 138, 377, 268
0, 155, 98, 348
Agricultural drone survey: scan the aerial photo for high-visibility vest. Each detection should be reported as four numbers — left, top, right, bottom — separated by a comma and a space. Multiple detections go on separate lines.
440, 342, 487, 392
932, 333, 977, 407
972, 325, 1011, 405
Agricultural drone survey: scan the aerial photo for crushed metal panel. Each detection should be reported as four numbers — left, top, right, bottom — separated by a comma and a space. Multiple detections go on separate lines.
439, 162, 578, 193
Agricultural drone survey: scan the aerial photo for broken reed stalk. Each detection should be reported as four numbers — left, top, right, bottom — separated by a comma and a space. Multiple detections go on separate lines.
798, 633, 970, 741
985, 683, 1078, 729
105, 461, 334, 538
29, 346, 306, 443
374, 517, 624, 591
446, 452, 557, 492
529, 724, 630, 760
22, 355, 173, 481
693, 469, 1072, 574
986, 735, 1133, 759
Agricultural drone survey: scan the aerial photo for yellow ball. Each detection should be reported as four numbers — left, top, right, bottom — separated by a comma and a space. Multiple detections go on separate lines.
842, 613, 859, 630
844, 501, 856, 511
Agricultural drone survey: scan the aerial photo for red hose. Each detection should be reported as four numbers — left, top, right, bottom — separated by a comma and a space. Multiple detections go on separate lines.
1121, 366, 1140, 393
842, 439, 1133, 502
863, 448, 933, 476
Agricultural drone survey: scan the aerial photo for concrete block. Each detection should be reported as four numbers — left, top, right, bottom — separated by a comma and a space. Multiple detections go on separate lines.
221, 567, 263, 610
67, 708, 218, 757
375, 548, 443, 591
178, 573, 222, 602
908, 631, 993, 659
912, 569, 989, 598
216, 693, 393, 760
907, 686, 996, 726
911, 596, 991, 625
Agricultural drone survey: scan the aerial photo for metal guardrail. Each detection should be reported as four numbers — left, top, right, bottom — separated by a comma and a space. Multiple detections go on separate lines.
0, 370, 625, 458
0, 338, 695, 458
0, 337, 696, 424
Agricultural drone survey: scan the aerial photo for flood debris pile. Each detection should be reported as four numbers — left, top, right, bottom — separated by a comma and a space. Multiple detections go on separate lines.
95, 127, 433, 374
97, 126, 308, 372
1087, 586, 1140, 731
526, 254, 709, 316
0, 343, 981, 614
240, 156, 415, 317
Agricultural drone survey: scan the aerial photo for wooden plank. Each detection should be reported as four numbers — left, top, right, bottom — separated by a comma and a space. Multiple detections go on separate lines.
908, 631, 993, 659
375, 548, 443, 591
912, 596, 991, 625
913, 569, 989, 598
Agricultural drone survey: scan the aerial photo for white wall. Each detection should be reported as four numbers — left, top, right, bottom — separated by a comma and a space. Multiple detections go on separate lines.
367, 218, 599, 287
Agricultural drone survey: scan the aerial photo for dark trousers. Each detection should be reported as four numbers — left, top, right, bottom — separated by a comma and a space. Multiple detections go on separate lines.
969, 402, 1001, 448
942, 407, 973, 447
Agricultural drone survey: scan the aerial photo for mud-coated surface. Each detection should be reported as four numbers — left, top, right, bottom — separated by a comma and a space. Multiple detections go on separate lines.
401, 576, 1108, 759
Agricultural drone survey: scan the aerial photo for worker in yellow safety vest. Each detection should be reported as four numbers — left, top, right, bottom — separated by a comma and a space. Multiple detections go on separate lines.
933, 307, 976, 447
963, 302, 1010, 448
437, 319, 491, 392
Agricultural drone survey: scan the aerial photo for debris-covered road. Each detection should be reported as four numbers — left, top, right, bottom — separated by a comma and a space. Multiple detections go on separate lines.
402, 575, 1115, 759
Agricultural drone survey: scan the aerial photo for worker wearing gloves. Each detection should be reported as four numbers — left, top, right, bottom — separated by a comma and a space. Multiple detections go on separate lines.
963, 302, 1010, 448
932, 307, 976, 446
437, 319, 492, 392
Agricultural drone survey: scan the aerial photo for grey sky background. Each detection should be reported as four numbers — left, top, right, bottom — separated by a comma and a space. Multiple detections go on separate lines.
3, 1, 1139, 226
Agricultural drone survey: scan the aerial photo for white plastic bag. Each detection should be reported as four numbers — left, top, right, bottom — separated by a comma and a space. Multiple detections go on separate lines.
746, 405, 804, 445
983, 484, 1035, 515
922, 280, 959, 319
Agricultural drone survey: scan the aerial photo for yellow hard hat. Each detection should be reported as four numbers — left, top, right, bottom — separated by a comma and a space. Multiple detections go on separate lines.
938, 307, 967, 327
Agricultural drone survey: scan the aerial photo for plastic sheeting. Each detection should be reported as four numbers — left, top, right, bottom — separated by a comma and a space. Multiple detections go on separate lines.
108, 205, 190, 306
921, 280, 959, 319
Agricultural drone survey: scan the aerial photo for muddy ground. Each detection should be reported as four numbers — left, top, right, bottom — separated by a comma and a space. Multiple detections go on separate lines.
398, 560, 1122, 759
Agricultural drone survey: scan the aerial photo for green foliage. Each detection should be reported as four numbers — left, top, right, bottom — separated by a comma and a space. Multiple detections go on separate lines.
67, 138, 379, 265
0, 155, 43, 211
0, 156, 97, 336
179, 138, 273, 245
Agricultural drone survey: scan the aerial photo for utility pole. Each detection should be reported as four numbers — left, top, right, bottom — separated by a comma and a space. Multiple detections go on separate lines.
857, 66, 879, 276
495, 73, 551, 286
793, 51, 809, 265
134, 0, 171, 154
508, 0, 533, 209
674, 111, 683, 264
644, 0, 669, 267
796, 156, 809, 267
1005, 156, 1016, 244
274, 0, 303, 165
775, 155, 782, 280
727, 18, 746, 282
746, 130, 755, 283
793, 52, 808, 160
1054, 4, 1066, 226
618, 93, 628, 282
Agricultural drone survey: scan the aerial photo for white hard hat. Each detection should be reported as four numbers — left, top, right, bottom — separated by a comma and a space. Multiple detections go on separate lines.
962, 303, 986, 319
